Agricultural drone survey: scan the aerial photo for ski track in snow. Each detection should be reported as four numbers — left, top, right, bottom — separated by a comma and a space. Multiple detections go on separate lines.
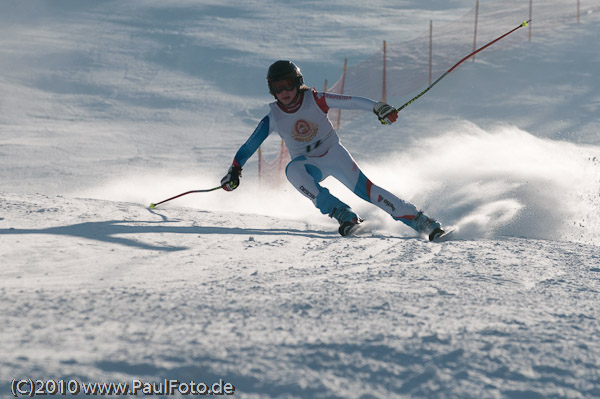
1, 193, 600, 398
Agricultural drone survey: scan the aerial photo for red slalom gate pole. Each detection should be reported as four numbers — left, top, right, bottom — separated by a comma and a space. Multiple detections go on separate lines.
149, 186, 222, 209
397, 20, 531, 112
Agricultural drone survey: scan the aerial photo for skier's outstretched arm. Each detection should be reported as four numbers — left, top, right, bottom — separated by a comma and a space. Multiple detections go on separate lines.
314, 91, 398, 124
221, 114, 271, 191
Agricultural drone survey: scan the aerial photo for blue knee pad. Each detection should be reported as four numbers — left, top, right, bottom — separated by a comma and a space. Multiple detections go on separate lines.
286, 157, 348, 216
316, 188, 348, 216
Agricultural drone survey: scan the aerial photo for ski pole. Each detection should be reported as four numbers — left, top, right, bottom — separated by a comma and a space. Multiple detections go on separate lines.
150, 186, 222, 209
397, 20, 531, 112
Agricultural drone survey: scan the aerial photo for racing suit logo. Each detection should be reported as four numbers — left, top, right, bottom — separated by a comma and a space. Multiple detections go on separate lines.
292, 119, 318, 143
378, 195, 396, 212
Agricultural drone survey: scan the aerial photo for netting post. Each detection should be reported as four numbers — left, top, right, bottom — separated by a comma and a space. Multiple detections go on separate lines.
472, 0, 479, 62
529, 0, 533, 42
323, 79, 328, 92
429, 20, 433, 85
382, 40, 387, 102
258, 146, 263, 186
278, 139, 286, 185
335, 58, 347, 130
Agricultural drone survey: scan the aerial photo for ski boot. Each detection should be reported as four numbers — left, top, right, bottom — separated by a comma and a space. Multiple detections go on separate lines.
411, 211, 445, 241
330, 207, 362, 236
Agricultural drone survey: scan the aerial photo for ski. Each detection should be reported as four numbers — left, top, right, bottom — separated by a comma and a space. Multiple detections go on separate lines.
431, 228, 456, 242
338, 218, 365, 236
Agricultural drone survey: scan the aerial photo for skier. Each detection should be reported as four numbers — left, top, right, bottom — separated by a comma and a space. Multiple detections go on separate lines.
221, 60, 445, 240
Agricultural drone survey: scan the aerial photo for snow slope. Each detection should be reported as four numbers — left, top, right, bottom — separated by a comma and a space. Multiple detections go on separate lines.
2, 192, 600, 398
1, 1, 600, 398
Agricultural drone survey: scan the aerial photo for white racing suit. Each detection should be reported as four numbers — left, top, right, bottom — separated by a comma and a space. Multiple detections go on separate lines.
231, 89, 420, 227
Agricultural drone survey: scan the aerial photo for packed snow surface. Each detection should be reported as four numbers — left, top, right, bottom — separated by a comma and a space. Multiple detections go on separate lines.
1, 1, 599, 398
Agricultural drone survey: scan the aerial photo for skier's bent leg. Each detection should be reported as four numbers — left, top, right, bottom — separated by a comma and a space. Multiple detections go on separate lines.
285, 157, 349, 216
322, 144, 443, 238
352, 170, 417, 223
319, 143, 417, 220
353, 171, 443, 238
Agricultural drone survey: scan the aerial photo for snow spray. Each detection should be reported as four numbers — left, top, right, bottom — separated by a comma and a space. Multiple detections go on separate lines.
363, 122, 600, 244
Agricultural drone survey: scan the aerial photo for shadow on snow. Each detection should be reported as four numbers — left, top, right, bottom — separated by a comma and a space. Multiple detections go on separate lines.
0, 219, 339, 252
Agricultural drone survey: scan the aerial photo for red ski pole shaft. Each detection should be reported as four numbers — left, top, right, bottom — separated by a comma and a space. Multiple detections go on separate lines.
150, 186, 222, 209
397, 20, 531, 112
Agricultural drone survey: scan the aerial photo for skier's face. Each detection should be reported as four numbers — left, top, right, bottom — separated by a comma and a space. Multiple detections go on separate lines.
276, 87, 297, 105
273, 80, 298, 105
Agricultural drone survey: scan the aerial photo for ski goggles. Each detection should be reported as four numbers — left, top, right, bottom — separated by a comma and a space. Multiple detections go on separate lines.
270, 79, 296, 94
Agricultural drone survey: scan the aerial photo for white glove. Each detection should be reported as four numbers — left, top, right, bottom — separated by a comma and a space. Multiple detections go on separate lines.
373, 102, 398, 125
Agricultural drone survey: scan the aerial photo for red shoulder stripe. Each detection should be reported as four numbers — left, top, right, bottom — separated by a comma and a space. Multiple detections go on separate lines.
312, 88, 329, 113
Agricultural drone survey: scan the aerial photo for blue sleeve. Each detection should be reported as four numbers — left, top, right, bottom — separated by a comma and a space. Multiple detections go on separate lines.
232, 115, 270, 168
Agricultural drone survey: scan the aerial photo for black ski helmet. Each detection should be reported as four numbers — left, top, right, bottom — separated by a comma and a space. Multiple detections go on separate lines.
267, 60, 304, 96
